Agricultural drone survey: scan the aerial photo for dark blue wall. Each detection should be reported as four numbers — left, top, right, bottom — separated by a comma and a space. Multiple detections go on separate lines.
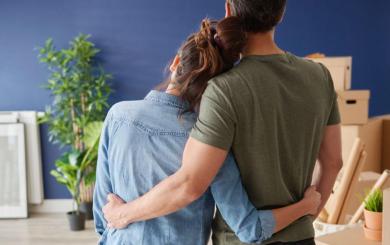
0, 0, 389, 199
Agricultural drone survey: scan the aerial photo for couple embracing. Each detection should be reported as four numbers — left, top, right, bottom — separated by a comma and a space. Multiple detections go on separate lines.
93, 1, 343, 244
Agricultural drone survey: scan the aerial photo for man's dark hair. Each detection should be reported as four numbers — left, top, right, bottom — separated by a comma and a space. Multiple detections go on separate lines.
228, 0, 287, 33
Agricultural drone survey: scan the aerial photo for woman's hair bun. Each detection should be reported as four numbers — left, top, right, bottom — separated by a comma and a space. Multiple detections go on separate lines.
215, 16, 247, 64
195, 19, 217, 49
159, 16, 247, 115
194, 17, 246, 65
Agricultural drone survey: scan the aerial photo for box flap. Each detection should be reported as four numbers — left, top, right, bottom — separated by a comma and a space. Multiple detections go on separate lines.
338, 90, 371, 100
307, 56, 352, 67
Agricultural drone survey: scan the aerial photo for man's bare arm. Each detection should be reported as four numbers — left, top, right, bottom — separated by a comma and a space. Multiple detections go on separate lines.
312, 124, 343, 216
105, 137, 228, 225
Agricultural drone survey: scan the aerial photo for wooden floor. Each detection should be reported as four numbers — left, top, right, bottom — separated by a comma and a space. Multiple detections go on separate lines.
0, 213, 99, 245
0, 214, 331, 245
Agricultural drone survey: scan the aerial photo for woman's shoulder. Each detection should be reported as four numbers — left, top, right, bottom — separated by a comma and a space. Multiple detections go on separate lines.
107, 100, 145, 121
106, 99, 196, 135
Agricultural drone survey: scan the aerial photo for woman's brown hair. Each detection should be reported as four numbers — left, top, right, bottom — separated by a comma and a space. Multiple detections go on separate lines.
159, 16, 247, 114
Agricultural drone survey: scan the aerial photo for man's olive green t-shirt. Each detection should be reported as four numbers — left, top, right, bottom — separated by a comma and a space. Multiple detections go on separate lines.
190, 52, 340, 244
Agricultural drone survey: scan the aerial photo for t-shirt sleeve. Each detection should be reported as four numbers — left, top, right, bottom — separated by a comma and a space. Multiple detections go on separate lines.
190, 79, 236, 150
321, 64, 341, 125
328, 92, 341, 125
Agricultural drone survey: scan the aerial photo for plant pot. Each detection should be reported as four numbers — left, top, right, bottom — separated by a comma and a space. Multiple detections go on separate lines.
80, 201, 94, 220
66, 211, 86, 231
363, 225, 382, 241
364, 209, 383, 230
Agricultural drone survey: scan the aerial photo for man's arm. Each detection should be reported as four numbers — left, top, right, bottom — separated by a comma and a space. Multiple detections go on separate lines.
312, 64, 343, 217
103, 138, 228, 228
312, 124, 343, 217
211, 153, 321, 243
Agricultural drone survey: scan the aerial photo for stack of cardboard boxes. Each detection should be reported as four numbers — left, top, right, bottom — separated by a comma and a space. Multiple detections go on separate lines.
308, 57, 374, 169
309, 57, 390, 243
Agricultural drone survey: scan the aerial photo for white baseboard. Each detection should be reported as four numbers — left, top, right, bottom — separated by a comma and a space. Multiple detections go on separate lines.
29, 199, 74, 213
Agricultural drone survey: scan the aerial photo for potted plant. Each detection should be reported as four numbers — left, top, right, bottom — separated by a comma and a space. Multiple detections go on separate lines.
51, 150, 86, 230
38, 34, 112, 229
50, 121, 103, 230
363, 189, 383, 241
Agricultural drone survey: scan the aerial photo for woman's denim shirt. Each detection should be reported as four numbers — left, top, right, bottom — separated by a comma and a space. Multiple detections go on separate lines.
93, 91, 275, 245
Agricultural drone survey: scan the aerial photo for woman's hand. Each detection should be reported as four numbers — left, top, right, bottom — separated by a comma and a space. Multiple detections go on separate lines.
271, 185, 322, 233
102, 193, 129, 229
302, 185, 322, 216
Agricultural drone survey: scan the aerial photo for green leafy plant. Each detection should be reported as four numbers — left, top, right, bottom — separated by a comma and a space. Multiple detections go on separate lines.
51, 150, 85, 212
80, 121, 104, 186
364, 189, 383, 213
38, 34, 112, 150
38, 34, 112, 208
50, 121, 103, 212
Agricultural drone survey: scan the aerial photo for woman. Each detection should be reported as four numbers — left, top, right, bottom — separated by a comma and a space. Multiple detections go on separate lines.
93, 17, 321, 245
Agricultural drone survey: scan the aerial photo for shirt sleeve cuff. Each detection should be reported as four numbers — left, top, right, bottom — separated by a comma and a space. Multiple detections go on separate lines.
257, 210, 275, 243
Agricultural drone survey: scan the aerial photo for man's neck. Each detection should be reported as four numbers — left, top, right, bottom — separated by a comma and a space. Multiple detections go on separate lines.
242, 29, 284, 57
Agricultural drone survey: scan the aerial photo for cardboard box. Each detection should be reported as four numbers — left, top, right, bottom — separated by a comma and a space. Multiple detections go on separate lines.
341, 118, 383, 173
315, 226, 381, 245
308, 56, 352, 91
338, 90, 370, 125
337, 116, 390, 224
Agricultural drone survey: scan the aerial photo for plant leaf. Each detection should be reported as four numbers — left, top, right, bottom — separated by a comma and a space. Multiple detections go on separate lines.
82, 121, 103, 148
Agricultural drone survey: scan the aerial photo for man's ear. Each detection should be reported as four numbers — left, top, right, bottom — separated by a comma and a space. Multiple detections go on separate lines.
225, 1, 232, 17
170, 55, 180, 72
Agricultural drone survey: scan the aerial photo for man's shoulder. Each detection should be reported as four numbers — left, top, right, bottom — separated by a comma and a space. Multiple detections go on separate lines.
288, 52, 328, 76
206, 65, 243, 92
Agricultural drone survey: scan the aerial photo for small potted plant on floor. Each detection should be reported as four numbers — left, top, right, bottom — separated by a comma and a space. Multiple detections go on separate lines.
363, 189, 383, 241
51, 150, 86, 231
38, 34, 112, 230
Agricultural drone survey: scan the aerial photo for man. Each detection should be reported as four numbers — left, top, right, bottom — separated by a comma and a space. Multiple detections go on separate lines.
103, 1, 343, 244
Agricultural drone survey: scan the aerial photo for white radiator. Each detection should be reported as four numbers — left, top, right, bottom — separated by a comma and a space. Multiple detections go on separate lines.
0, 111, 44, 205
0, 123, 28, 218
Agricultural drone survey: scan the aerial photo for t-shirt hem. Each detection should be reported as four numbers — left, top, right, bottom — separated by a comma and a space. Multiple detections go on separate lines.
190, 131, 231, 151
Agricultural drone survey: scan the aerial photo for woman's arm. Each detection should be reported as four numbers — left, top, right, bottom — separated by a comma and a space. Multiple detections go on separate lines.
272, 186, 320, 232
210, 153, 320, 243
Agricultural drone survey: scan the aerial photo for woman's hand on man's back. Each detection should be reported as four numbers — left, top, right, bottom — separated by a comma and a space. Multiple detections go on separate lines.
302, 186, 322, 216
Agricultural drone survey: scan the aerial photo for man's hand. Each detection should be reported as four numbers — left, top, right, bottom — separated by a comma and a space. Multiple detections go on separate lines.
102, 193, 129, 229
302, 186, 322, 216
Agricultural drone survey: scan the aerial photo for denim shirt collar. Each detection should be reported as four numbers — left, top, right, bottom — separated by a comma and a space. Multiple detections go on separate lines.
145, 90, 189, 110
